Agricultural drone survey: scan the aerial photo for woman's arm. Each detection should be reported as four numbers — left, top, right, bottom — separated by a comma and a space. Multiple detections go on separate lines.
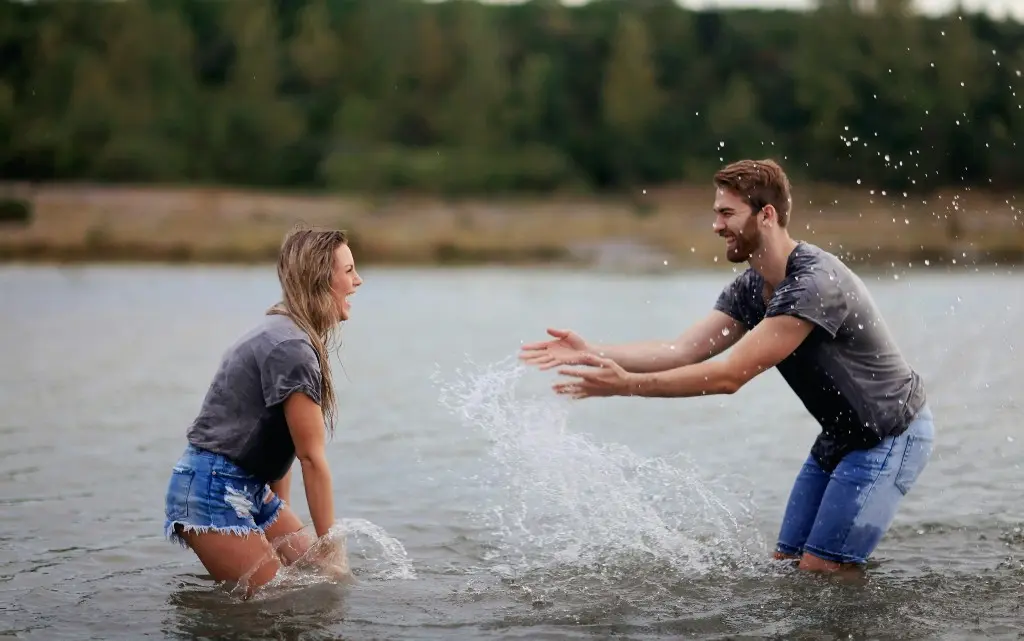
283, 391, 335, 539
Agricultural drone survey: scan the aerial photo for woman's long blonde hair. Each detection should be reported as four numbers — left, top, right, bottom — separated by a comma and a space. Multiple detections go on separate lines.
266, 227, 349, 433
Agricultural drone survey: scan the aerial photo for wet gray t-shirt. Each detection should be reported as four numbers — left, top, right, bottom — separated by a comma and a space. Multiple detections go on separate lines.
187, 313, 322, 483
714, 242, 927, 472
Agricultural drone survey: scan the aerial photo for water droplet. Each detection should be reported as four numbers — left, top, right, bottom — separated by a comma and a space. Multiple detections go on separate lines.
721, 328, 731, 337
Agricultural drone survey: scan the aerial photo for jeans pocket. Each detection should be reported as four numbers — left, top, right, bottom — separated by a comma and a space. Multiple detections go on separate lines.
894, 435, 934, 495
165, 468, 196, 520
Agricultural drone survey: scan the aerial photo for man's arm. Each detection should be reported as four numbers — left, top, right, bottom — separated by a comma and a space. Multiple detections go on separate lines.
632, 315, 813, 397
592, 310, 747, 373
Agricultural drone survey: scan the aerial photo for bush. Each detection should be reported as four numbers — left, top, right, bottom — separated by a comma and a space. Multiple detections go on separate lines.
0, 198, 31, 225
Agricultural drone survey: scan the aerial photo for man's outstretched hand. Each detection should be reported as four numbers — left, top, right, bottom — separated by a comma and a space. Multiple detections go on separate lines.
518, 328, 592, 371
553, 352, 635, 400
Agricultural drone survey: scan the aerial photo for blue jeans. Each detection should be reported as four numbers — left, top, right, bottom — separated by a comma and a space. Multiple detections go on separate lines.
776, 405, 935, 565
163, 444, 284, 547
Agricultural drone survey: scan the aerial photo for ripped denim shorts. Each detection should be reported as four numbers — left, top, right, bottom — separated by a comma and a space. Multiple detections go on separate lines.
163, 443, 283, 547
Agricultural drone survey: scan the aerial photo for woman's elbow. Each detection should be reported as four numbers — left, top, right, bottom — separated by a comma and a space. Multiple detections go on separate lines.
297, 451, 330, 473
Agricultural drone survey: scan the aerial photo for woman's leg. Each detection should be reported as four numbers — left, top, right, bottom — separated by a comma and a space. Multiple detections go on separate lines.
256, 490, 350, 579
258, 492, 315, 565
774, 453, 832, 560
164, 447, 291, 596
177, 527, 281, 596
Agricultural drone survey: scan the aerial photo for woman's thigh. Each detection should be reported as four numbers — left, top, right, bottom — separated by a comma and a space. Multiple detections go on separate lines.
263, 501, 315, 565
178, 528, 281, 596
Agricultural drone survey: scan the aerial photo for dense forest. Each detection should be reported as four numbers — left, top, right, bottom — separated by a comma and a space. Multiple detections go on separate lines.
0, 0, 1022, 195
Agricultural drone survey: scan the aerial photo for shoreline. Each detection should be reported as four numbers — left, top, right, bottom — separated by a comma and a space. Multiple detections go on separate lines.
1, 182, 1022, 271
2, 243, 1021, 273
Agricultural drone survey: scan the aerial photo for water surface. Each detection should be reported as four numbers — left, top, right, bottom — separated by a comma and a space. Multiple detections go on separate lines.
1, 263, 1021, 639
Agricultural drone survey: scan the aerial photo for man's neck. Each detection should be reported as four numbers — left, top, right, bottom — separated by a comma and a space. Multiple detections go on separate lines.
749, 234, 799, 288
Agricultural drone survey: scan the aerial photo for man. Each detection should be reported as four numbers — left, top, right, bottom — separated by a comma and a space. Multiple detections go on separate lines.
518, 159, 935, 573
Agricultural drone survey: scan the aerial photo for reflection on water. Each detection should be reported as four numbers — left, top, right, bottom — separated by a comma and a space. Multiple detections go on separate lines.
0, 265, 1021, 639
165, 578, 349, 641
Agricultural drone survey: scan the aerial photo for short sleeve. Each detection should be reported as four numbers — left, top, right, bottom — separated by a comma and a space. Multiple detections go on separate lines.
260, 339, 323, 407
765, 267, 849, 337
713, 270, 758, 329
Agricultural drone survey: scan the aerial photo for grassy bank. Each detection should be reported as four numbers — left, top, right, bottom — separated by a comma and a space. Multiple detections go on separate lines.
0, 182, 1022, 270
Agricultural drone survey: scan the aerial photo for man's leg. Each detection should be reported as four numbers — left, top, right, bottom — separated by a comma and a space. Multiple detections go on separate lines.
774, 454, 831, 561
800, 413, 935, 572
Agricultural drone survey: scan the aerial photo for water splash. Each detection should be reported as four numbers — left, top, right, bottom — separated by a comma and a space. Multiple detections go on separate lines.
234, 517, 416, 601
343, 517, 417, 581
435, 356, 768, 588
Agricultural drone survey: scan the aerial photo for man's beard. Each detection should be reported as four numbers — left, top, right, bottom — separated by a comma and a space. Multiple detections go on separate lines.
725, 219, 762, 263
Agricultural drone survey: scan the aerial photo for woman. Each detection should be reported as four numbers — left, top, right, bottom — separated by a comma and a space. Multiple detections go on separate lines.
163, 227, 361, 595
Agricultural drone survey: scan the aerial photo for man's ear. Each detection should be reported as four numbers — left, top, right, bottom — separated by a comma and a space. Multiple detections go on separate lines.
761, 204, 777, 226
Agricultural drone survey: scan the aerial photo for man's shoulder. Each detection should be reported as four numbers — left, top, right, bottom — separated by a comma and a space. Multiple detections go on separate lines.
715, 266, 763, 327
789, 242, 847, 272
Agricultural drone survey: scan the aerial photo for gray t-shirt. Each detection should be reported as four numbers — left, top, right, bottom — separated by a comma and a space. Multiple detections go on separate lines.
187, 313, 322, 483
714, 242, 927, 472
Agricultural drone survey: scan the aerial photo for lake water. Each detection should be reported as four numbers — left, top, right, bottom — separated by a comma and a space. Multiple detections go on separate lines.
1, 262, 1022, 640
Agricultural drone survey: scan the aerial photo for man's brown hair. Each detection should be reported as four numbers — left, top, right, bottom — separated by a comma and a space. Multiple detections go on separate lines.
713, 159, 792, 227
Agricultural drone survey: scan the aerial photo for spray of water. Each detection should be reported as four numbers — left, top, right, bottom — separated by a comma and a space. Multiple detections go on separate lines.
233, 517, 417, 601
435, 356, 769, 592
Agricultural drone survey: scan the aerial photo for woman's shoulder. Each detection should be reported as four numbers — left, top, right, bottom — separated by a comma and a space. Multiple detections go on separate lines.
259, 314, 318, 355
226, 313, 318, 366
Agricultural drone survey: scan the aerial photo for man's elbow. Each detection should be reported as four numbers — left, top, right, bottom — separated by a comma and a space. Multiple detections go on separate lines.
716, 365, 753, 395
717, 378, 742, 395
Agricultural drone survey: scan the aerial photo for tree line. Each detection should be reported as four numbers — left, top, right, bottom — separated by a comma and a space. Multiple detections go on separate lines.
0, 0, 1022, 195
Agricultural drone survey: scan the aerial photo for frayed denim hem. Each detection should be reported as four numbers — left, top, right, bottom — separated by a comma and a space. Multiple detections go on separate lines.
258, 501, 284, 534
164, 520, 262, 549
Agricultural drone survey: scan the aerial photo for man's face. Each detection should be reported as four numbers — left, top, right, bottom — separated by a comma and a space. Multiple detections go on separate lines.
712, 188, 763, 263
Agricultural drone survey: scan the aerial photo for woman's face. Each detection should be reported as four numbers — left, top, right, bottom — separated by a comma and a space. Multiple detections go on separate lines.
330, 243, 362, 322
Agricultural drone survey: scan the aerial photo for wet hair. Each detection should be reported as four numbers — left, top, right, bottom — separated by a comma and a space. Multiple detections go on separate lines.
713, 159, 793, 227
266, 226, 349, 433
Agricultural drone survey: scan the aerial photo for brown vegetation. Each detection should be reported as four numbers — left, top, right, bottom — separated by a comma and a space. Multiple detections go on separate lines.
0, 182, 1021, 269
